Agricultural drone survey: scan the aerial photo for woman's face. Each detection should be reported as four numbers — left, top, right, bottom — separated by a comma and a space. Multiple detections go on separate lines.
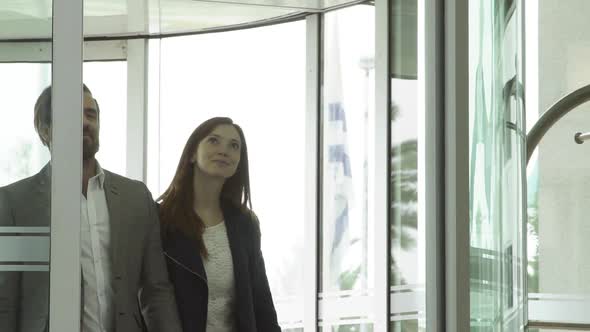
193, 124, 242, 179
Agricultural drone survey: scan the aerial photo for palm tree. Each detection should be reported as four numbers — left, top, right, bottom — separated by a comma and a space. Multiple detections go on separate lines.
333, 103, 420, 332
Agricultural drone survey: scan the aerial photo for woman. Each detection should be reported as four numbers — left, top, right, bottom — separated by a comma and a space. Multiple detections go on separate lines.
157, 117, 280, 332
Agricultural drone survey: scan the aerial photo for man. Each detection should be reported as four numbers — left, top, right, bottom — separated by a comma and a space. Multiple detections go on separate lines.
0, 85, 182, 332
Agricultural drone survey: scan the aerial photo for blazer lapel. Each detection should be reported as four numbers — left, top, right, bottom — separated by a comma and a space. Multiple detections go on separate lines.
103, 172, 124, 275
223, 206, 254, 329
164, 228, 208, 283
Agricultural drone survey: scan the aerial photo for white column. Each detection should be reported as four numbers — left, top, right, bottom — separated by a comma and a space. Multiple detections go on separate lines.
50, 0, 83, 330
304, 14, 321, 332
444, 0, 470, 330
145, 39, 161, 194
422, 0, 445, 331
126, 39, 147, 181
374, 0, 391, 331
125, 0, 148, 181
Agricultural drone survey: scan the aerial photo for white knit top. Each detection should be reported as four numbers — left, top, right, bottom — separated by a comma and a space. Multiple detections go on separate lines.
202, 221, 236, 332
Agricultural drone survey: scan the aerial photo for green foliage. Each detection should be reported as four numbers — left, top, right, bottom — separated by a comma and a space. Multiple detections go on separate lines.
335, 137, 419, 289
390, 319, 420, 332
338, 266, 361, 291
332, 323, 374, 332
390, 139, 418, 284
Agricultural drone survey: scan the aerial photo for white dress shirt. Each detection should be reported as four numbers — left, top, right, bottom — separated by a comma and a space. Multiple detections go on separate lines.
81, 163, 115, 332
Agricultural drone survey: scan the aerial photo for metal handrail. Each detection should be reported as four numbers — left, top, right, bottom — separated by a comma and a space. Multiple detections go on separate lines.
525, 85, 590, 330
526, 84, 590, 164
527, 320, 590, 330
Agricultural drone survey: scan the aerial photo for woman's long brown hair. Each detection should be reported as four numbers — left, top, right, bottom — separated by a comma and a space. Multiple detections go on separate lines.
157, 117, 252, 255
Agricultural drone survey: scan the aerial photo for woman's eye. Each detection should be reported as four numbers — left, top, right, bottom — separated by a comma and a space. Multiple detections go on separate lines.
208, 137, 218, 144
232, 143, 240, 150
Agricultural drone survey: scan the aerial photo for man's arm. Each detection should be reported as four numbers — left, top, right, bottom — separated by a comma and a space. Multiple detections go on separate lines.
137, 185, 182, 332
0, 189, 19, 332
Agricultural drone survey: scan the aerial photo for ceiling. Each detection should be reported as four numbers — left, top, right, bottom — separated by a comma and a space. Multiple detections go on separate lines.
0, 0, 364, 40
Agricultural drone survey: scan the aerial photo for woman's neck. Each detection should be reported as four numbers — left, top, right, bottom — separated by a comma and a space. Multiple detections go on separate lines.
192, 166, 224, 215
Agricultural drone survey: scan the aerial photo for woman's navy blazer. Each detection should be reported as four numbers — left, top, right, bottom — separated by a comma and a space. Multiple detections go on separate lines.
160, 201, 281, 332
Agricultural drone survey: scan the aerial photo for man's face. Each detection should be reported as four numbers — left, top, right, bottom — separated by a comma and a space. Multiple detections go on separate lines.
83, 92, 100, 160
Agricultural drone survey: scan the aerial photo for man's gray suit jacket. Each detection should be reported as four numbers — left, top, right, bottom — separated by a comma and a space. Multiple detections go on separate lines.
0, 165, 182, 332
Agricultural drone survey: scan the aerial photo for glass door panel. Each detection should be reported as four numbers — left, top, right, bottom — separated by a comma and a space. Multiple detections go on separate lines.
0, 62, 52, 331
469, 0, 526, 330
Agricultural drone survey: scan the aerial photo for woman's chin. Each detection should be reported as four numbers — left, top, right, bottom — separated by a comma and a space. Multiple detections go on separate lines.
203, 171, 232, 179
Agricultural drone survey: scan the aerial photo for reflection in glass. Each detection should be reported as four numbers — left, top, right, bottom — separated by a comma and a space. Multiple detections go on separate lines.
319, 4, 374, 328
321, 323, 374, 332
389, 0, 424, 329
469, 0, 525, 330
390, 319, 420, 332
155, 21, 305, 329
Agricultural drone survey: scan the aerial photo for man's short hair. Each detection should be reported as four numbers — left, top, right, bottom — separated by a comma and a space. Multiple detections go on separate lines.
34, 84, 98, 147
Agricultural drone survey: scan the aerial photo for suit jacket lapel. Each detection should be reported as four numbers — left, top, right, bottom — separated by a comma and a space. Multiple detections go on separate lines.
103, 171, 124, 275
36, 165, 51, 227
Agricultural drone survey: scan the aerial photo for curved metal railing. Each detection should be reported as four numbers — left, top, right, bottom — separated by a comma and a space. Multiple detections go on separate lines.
526, 84, 590, 164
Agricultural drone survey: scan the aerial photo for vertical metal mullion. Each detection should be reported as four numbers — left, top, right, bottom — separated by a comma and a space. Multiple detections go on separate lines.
126, 0, 148, 182
304, 13, 321, 332
444, 0, 470, 331
146, 39, 161, 195
374, 0, 391, 331
523, 0, 538, 327
126, 39, 148, 181
516, 0, 529, 329
50, 0, 83, 330
423, 0, 445, 330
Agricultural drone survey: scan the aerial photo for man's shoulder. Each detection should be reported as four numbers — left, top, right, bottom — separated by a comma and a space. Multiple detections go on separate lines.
0, 170, 48, 224
0, 171, 46, 197
103, 169, 148, 193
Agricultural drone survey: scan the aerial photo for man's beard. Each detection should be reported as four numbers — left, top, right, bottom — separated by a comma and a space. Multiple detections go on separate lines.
83, 137, 99, 160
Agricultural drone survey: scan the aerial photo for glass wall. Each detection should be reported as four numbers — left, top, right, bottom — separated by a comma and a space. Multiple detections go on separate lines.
0, 64, 52, 185
389, 0, 424, 331
469, 0, 526, 330
320, 5, 375, 331
0, 62, 52, 332
0, 1, 466, 331
0, 2, 53, 330
153, 21, 306, 329
84, 61, 127, 176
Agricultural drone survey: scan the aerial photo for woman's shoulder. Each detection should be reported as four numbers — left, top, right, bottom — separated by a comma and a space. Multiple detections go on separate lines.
222, 201, 261, 236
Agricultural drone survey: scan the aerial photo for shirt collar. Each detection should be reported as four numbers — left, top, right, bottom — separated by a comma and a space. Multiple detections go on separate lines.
47, 160, 106, 190
92, 161, 106, 189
